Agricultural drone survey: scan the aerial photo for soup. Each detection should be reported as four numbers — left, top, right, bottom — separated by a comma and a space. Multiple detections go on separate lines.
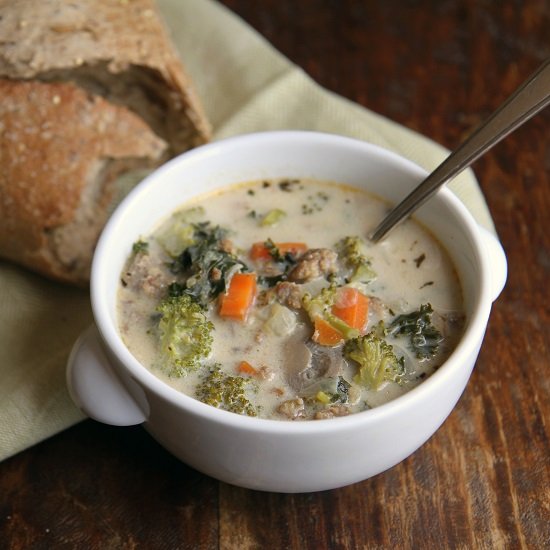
117, 178, 464, 420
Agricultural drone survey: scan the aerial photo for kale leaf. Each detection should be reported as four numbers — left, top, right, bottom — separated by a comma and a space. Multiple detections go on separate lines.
170, 222, 249, 307
331, 377, 351, 404
389, 303, 443, 360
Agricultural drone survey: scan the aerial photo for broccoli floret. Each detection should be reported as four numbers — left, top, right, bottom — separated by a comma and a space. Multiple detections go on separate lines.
156, 294, 214, 376
389, 303, 443, 360
302, 285, 361, 340
335, 236, 376, 283
344, 332, 405, 390
195, 365, 258, 416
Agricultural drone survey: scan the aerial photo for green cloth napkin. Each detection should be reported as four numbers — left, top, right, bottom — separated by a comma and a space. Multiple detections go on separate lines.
0, 0, 495, 462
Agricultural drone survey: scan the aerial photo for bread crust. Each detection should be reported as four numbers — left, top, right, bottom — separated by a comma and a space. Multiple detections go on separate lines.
0, 79, 166, 284
0, 0, 211, 284
0, 0, 211, 152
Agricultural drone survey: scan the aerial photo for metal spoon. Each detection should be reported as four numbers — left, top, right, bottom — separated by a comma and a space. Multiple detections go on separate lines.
370, 58, 550, 242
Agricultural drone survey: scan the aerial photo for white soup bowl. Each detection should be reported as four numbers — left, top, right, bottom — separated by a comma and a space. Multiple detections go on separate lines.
67, 131, 507, 493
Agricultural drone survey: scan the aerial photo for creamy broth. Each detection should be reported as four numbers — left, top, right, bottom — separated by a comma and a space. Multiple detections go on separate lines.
117, 179, 464, 420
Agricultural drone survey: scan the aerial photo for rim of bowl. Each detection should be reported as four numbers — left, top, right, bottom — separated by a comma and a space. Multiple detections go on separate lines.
91, 130, 493, 435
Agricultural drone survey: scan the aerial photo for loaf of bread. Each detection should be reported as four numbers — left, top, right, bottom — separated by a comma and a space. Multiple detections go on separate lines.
0, 0, 211, 284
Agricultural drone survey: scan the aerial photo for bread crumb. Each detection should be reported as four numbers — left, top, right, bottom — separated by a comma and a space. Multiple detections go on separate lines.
142, 9, 154, 17
74, 57, 84, 66
52, 95, 61, 105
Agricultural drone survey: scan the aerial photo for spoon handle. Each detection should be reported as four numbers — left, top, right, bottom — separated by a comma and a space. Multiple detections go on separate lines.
370, 57, 550, 242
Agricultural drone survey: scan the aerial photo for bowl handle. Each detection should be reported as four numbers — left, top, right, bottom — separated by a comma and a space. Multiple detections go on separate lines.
66, 325, 148, 426
478, 226, 508, 302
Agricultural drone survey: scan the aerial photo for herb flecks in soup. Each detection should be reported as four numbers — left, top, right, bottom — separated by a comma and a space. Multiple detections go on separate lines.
117, 179, 465, 420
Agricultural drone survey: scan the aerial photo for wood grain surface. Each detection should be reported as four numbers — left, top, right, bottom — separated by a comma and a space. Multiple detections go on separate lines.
1, 1, 549, 549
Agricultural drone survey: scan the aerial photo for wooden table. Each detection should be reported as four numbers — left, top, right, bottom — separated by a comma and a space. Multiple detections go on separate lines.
1, 1, 549, 548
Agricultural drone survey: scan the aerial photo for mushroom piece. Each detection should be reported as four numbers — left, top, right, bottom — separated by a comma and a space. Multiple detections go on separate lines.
288, 341, 344, 394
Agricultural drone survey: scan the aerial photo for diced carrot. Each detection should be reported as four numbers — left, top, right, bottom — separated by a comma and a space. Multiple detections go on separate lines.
331, 287, 369, 333
312, 317, 344, 346
250, 242, 308, 260
219, 272, 257, 321
238, 360, 258, 376
250, 242, 269, 259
